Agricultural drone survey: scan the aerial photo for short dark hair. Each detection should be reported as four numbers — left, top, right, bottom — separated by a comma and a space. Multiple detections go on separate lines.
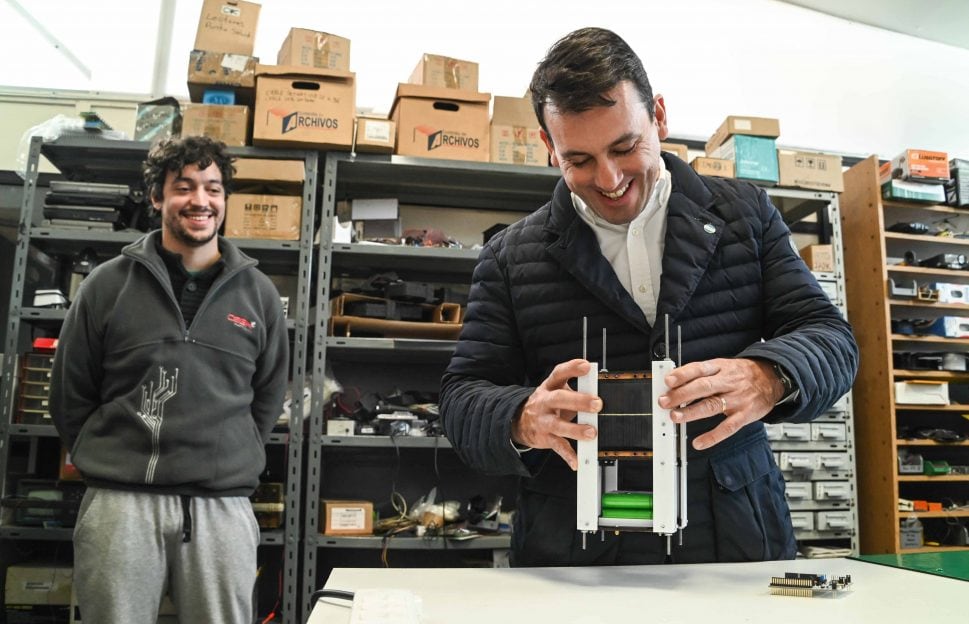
143, 135, 235, 203
529, 27, 655, 136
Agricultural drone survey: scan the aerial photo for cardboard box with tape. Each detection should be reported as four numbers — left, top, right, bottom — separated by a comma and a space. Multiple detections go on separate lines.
778, 150, 843, 192
490, 95, 545, 166
690, 156, 734, 178
252, 64, 355, 150
194, 0, 261, 56
277, 28, 350, 71
409, 53, 478, 90
391, 83, 490, 162
181, 104, 249, 146
354, 117, 395, 154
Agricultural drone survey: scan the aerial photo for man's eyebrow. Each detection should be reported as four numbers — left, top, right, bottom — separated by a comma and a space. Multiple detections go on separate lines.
560, 132, 640, 159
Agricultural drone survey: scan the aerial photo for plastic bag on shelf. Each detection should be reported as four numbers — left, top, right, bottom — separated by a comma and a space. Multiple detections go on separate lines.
15, 113, 128, 179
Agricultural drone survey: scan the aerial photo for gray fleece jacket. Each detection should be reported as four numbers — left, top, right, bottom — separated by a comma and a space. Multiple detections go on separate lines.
50, 231, 289, 496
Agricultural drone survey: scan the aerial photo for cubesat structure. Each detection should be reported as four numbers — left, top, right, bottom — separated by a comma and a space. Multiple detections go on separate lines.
576, 316, 689, 552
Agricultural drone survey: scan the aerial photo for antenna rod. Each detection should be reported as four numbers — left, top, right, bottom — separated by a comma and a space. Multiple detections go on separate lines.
602, 328, 607, 371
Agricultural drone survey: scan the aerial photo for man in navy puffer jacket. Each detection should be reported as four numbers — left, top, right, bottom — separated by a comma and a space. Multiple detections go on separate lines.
440, 27, 858, 566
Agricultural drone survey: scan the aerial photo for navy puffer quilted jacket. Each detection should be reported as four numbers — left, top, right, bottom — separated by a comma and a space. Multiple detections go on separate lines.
441, 154, 858, 488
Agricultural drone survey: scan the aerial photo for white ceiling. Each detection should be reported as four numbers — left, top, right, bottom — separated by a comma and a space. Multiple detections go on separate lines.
779, 0, 969, 50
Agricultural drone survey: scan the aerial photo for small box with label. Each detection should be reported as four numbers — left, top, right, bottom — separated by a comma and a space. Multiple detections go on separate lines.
320, 499, 373, 535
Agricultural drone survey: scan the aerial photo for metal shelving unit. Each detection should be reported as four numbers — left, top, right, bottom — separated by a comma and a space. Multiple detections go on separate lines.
764, 185, 860, 556
301, 152, 556, 620
0, 135, 316, 624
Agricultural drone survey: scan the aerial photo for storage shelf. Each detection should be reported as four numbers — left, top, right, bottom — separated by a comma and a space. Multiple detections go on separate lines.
890, 299, 969, 312
6, 424, 59, 437
894, 370, 969, 381
311, 534, 510, 550
887, 265, 969, 280
330, 243, 479, 275
324, 336, 456, 363
40, 136, 308, 183
891, 334, 969, 345
897, 475, 969, 482
331, 153, 560, 212
843, 156, 969, 555
895, 404, 969, 412
0, 526, 72, 541
897, 510, 969, 518
884, 231, 969, 247
882, 199, 969, 215
19, 308, 67, 322
321, 435, 451, 449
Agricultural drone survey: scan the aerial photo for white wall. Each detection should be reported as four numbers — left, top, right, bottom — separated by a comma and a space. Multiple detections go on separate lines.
2, 0, 969, 171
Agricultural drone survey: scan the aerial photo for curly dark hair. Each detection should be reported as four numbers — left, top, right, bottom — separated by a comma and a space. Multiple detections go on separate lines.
143, 135, 235, 204
529, 27, 655, 137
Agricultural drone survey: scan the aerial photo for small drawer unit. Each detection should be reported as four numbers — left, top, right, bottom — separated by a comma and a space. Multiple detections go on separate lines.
782, 423, 812, 442
815, 510, 854, 532
812, 422, 848, 443
779, 452, 819, 472
813, 481, 852, 502
784, 481, 813, 506
789, 511, 815, 531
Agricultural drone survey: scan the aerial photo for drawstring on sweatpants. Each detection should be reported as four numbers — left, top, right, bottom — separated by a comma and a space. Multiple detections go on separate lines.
180, 495, 193, 543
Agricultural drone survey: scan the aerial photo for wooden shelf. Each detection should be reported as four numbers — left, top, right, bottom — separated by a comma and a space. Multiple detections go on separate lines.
895, 404, 969, 412
887, 265, 969, 279
882, 199, 969, 215
890, 299, 969, 312
842, 155, 969, 555
884, 231, 969, 247
891, 334, 969, 345
898, 475, 969, 482
897, 510, 969, 518
894, 369, 969, 381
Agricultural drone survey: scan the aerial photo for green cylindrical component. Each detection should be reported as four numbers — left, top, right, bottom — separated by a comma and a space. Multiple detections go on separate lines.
601, 491, 653, 509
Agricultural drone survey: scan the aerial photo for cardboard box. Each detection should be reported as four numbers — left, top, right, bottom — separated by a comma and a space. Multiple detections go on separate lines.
799, 244, 834, 273
225, 193, 302, 240
690, 156, 735, 178
194, 0, 260, 56
354, 117, 395, 154
5, 565, 72, 605
134, 97, 182, 143
490, 95, 545, 166
890, 148, 949, 183
709, 135, 778, 184
391, 83, 490, 162
252, 64, 355, 150
181, 104, 249, 146
409, 53, 478, 91
705, 115, 780, 155
321, 499, 373, 535
187, 49, 257, 104
777, 150, 844, 192
277, 28, 350, 71
660, 142, 689, 162
234, 158, 305, 186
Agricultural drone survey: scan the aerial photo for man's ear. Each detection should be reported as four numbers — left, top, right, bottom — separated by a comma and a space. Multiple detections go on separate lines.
653, 94, 669, 141
540, 130, 560, 167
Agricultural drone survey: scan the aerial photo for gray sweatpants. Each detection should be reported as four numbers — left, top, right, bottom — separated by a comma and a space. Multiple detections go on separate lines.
73, 487, 259, 624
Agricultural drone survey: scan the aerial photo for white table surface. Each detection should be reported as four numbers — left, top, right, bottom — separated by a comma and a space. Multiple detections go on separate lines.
308, 557, 967, 624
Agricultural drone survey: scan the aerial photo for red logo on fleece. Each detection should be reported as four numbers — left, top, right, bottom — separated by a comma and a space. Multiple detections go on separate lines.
227, 313, 256, 330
